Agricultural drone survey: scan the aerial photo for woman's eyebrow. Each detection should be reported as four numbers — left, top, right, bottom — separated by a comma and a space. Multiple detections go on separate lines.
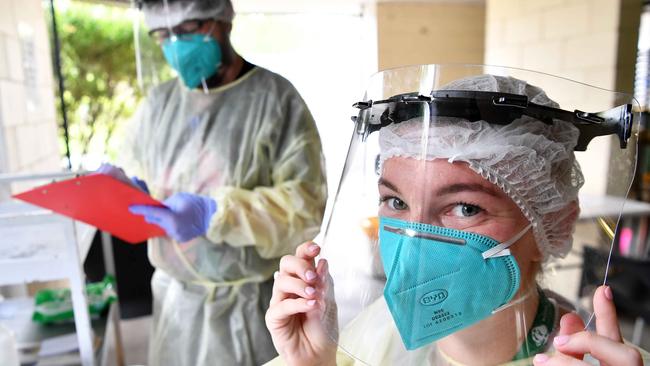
378, 177, 401, 193
435, 183, 501, 197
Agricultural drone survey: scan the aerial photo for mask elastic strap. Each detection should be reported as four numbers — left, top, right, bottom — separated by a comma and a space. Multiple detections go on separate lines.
491, 284, 537, 314
482, 223, 533, 259
203, 21, 218, 41
201, 21, 218, 94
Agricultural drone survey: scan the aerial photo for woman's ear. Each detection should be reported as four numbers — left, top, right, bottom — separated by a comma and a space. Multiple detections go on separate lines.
220, 21, 233, 35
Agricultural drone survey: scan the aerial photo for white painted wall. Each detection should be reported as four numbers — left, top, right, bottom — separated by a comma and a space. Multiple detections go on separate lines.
0, 0, 61, 199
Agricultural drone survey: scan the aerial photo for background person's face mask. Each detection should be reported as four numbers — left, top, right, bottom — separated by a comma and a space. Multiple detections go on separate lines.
162, 33, 222, 89
379, 216, 532, 350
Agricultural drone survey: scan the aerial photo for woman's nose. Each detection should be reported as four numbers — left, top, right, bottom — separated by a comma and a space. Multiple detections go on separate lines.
408, 210, 441, 227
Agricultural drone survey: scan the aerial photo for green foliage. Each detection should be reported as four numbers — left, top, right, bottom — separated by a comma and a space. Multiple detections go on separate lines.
50, 1, 168, 167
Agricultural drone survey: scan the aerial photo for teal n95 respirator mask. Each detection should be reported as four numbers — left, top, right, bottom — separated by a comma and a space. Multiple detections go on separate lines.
379, 216, 532, 350
162, 33, 222, 89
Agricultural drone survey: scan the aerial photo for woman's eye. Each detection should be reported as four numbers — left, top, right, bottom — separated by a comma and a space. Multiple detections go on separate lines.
387, 197, 408, 211
450, 203, 482, 217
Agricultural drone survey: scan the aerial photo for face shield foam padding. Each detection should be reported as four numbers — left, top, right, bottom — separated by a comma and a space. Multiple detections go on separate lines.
143, 0, 235, 30
378, 75, 585, 260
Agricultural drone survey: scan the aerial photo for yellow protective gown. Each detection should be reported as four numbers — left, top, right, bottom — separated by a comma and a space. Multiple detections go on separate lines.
265, 295, 650, 365
120, 65, 327, 366
264, 297, 541, 366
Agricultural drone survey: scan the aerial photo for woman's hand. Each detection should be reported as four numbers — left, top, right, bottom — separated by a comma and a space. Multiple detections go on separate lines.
533, 285, 642, 366
265, 242, 338, 366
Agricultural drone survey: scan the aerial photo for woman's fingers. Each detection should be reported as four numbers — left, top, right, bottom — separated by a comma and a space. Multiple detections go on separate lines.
316, 258, 328, 278
295, 241, 321, 261
533, 352, 589, 366
279, 254, 318, 284
556, 312, 586, 359
552, 331, 642, 366
593, 285, 622, 342
265, 297, 318, 328
316, 259, 334, 299
548, 285, 641, 366
270, 243, 323, 307
270, 273, 318, 306
558, 312, 585, 336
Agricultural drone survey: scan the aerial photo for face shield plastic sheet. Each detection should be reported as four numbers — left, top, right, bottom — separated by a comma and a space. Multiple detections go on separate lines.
131, 2, 171, 93
317, 64, 639, 365
132, 0, 231, 93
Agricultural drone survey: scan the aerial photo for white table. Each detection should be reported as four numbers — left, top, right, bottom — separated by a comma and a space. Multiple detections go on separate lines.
0, 200, 123, 366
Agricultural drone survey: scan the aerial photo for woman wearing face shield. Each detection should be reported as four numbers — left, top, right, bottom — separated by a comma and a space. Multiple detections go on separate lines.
264, 67, 649, 365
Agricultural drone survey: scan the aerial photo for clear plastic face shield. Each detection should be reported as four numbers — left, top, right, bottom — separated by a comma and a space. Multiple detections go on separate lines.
132, 0, 233, 94
317, 64, 639, 365
131, 1, 171, 93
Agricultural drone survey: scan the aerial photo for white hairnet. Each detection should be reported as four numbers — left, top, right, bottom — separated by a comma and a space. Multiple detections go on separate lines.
378, 75, 585, 260
143, 0, 234, 30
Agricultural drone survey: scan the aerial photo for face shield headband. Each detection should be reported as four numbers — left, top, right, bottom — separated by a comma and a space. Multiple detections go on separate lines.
352, 90, 633, 151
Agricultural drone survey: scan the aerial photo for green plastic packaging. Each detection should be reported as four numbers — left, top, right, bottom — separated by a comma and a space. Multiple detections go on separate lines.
32, 275, 117, 324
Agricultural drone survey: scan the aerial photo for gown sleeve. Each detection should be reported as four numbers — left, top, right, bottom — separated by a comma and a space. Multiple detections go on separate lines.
205, 86, 328, 259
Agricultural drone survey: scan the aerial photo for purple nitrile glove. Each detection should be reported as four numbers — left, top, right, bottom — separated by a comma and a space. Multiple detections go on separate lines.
96, 163, 149, 193
128, 192, 217, 243
96, 163, 131, 185
130, 176, 149, 194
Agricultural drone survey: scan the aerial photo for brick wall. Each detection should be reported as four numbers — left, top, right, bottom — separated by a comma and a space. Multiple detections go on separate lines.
485, 0, 639, 91
0, 0, 61, 198
377, 1, 485, 70
485, 0, 641, 196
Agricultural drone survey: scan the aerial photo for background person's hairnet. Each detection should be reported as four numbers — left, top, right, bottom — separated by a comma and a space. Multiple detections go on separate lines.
142, 0, 235, 30
378, 75, 585, 260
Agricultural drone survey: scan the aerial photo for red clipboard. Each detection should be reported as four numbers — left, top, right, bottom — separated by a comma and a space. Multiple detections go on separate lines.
13, 174, 166, 244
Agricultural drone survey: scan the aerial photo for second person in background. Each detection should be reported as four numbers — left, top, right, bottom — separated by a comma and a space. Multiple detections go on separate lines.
99, 0, 327, 364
